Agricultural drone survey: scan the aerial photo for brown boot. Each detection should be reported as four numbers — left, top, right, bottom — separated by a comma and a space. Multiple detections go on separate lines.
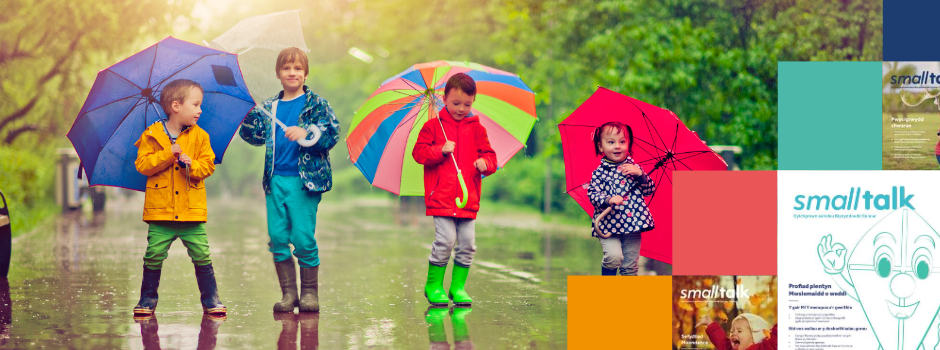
298, 266, 319, 312
273, 259, 299, 312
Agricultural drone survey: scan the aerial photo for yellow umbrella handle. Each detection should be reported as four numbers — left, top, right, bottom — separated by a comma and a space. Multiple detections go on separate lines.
455, 170, 469, 209
593, 206, 614, 238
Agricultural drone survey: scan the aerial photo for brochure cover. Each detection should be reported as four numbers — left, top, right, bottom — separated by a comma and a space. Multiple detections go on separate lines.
779, 171, 940, 350
883, 62, 940, 170
673, 276, 778, 350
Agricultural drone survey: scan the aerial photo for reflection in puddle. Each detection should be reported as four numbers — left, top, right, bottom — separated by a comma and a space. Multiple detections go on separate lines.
274, 312, 319, 350
10, 197, 569, 348
0, 278, 10, 346
426, 306, 475, 350
132, 314, 225, 350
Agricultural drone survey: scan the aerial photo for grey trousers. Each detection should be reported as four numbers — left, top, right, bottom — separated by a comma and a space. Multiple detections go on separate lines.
429, 217, 476, 267
599, 233, 642, 275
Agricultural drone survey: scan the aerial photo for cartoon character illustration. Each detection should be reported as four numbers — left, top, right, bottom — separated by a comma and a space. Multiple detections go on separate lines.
817, 209, 940, 350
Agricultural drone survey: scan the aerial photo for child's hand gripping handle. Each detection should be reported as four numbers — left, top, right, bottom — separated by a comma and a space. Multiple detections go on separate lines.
455, 169, 469, 209
255, 104, 321, 147
593, 206, 614, 238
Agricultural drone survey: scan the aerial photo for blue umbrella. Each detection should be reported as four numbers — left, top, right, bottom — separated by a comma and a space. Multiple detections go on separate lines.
67, 37, 255, 191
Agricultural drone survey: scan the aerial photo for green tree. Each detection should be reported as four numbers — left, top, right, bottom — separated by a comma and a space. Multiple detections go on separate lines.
0, 0, 190, 146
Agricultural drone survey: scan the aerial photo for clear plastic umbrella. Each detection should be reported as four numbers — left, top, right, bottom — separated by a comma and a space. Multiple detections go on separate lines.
206, 9, 318, 146
206, 9, 309, 103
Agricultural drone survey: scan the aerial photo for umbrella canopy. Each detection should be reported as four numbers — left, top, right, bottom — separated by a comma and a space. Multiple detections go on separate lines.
67, 37, 254, 191
207, 9, 308, 102
558, 87, 727, 264
347, 60, 536, 195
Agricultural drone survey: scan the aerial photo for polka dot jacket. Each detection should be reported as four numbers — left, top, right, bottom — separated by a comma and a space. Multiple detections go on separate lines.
587, 157, 655, 237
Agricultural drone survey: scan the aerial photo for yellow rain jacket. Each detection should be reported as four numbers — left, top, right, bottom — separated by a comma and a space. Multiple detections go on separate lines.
135, 122, 215, 222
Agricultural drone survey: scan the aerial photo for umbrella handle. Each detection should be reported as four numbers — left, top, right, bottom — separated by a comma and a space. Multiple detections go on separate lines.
593, 206, 614, 238
296, 125, 321, 148
455, 170, 469, 209
256, 104, 321, 147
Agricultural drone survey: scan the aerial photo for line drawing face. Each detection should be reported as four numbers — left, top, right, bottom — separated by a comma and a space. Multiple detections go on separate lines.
817, 209, 940, 350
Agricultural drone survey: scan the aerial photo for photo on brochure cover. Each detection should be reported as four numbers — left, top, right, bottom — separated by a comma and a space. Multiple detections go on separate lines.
883, 62, 940, 170
1, 0, 879, 348
673, 275, 778, 350
780, 171, 940, 350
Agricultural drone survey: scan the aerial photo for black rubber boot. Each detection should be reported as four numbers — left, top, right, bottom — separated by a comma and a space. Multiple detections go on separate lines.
194, 263, 226, 315
601, 266, 618, 276
273, 259, 299, 312
134, 266, 161, 315
299, 266, 320, 312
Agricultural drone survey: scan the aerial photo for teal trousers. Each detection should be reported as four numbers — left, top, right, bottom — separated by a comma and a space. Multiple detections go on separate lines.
266, 175, 321, 268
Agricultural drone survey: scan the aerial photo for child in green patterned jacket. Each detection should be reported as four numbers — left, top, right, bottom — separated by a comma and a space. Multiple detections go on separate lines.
238, 47, 340, 313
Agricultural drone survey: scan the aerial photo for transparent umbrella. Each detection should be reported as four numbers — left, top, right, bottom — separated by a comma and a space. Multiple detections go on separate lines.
205, 9, 318, 146
206, 9, 309, 103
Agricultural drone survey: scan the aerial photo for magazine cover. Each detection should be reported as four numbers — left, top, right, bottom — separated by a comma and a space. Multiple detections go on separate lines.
779, 171, 940, 350
673, 276, 778, 350
883, 62, 940, 170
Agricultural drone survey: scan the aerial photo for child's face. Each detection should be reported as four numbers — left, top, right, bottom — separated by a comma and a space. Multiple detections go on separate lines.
277, 60, 306, 91
596, 128, 629, 162
171, 87, 203, 127
443, 89, 475, 121
729, 319, 755, 350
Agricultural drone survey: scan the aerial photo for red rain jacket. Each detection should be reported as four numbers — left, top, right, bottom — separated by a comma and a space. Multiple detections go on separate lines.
412, 107, 497, 219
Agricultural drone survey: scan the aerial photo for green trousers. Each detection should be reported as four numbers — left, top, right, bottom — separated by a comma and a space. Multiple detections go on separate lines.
143, 221, 212, 270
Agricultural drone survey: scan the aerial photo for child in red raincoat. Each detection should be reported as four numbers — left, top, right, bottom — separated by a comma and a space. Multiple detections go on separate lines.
412, 73, 497, 307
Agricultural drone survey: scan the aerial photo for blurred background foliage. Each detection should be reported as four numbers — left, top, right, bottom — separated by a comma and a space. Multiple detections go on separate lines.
1, 0, 881, 233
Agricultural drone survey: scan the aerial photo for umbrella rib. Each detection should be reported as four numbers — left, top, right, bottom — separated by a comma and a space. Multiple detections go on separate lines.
147, 44, 159, 88
659, 165, 674, 189
671, 123, 679, 151
389, 89, 423, 98
106, 69, 144, 91
151, 54, 225, 89
398, 77, 425, 92
76, 94, 143, 118
643, 170, 662, 207
636, 102, 671, 152
670, 154, 698, 171
100, 97, 147, 151
622, 96, 669, 153
644, 112, 670, 154
672, 151, 714, 162
393, 102, 430, 192
632, 138, 668, 160
394, 103, 425, 134
671, 150, 713, 156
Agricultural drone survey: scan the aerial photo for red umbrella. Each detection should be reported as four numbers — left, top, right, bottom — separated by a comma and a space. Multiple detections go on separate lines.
558, 87, 727, 264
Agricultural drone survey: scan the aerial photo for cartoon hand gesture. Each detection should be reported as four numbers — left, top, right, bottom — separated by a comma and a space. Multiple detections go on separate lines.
817, 234, 847, 274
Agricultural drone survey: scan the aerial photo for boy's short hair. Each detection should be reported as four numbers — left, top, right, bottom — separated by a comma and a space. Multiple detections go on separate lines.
444, 73, 476, 97
160, 79, 203, 116
276, 47, 309, 76
593, 121, 633, 157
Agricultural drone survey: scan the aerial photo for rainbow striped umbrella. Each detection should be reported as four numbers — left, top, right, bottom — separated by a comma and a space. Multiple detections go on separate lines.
347, 61, 536, 195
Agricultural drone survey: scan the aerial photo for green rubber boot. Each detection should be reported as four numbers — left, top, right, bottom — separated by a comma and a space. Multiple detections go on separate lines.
424, 263, 449, 306
425, 306, 449, 344
448, 264, 472, 306
450, 307, 472, 342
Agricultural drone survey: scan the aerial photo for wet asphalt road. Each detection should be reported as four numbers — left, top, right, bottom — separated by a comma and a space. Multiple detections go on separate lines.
1, 194, 592, 349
